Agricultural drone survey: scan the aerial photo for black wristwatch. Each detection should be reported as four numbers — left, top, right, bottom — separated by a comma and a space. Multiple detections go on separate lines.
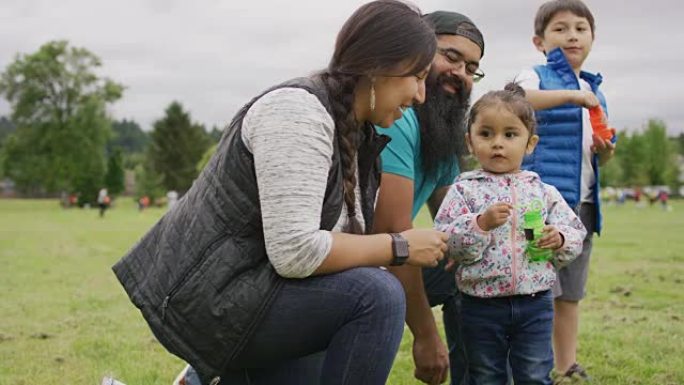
389, 233, 409, 266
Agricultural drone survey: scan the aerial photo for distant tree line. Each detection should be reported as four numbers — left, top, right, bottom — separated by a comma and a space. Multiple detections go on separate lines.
0, 41, 682, 204
459, 119, 683, 194
600, 119, 682, 194
0, 40, 221, 204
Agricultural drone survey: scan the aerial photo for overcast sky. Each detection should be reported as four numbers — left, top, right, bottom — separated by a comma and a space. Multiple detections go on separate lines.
1, 0, 682, 134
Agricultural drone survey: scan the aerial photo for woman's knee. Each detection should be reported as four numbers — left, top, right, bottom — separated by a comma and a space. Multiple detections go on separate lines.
348, 267, 406, 317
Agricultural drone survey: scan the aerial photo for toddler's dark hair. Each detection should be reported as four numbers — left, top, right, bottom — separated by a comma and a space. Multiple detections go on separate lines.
535, 0, 595, 38
467, 82, 537, 136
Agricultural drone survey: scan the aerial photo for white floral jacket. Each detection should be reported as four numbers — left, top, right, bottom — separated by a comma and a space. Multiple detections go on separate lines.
434, 170, 586, 297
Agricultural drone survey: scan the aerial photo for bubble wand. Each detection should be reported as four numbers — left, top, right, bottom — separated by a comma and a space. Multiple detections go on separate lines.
589, 105, 615, 141
522, 199, 553, 262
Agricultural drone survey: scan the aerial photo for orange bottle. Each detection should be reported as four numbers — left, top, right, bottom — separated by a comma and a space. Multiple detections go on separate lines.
589, 105, 614, 141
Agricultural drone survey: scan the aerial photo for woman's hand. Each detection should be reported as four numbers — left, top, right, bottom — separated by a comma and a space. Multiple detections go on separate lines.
401, 229, 448, 267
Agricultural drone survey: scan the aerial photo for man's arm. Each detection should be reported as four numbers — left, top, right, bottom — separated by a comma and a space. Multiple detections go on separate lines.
373, 173, 449, 385
427, 186, 450, 220
427, 186, 457, 272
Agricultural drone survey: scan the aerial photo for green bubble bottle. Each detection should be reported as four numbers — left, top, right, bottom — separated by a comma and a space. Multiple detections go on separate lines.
523, 210, 553, 262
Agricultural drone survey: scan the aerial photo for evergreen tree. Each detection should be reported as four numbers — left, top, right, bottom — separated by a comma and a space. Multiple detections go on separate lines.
134, 160, 164, 202
617, 132, 649, 187
642, 119, 671, 186
147, 102, 210, 194
104, 148, 125, 196
108, 119, 149, 155
196, 144, 217, 173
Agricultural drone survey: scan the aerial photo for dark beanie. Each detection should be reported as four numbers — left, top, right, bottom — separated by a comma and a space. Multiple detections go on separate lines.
423, 11, 485, 57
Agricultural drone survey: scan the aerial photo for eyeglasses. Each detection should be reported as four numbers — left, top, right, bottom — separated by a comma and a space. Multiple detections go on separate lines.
437, 47, 485, 83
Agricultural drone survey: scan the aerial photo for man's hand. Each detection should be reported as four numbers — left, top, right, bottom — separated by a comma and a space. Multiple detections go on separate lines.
413, 332, 450, 384
476, 202, 513, 231
591, 134, 616, 166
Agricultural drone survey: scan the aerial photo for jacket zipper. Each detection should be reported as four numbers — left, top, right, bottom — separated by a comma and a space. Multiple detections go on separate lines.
161, 233, 229, 321
509, 177, 518, 294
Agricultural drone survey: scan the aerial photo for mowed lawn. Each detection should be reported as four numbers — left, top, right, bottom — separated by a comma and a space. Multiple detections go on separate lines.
0, 198, 682, 385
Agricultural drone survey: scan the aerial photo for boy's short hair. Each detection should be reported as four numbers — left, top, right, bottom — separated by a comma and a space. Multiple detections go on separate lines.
534, 0, 595, 37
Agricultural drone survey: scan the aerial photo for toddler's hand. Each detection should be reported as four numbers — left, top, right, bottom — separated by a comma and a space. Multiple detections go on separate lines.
477, 202, 513, 231
537, 225, 563, 249
572, 90, 600, 109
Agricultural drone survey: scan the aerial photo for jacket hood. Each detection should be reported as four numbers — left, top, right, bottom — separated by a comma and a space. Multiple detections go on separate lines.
458, 169, 541, 183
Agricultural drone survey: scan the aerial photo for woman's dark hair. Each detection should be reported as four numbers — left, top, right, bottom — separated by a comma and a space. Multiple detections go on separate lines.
320, 0, 436, 234
467, 82, 537, 136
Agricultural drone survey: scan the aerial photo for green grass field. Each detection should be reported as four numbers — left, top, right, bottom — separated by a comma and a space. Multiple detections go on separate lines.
0, 199, 682, 385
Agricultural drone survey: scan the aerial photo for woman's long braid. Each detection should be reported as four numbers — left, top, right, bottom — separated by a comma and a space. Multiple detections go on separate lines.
321, 71, 364, 235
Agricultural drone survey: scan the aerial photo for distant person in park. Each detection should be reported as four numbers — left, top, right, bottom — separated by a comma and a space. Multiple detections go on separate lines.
60, 191, 69, 208
138, 195, 150, 212
616, 188, 626, 205
60, 192, 79, 208
658, 190, 670, 211
647, 190, 658, 207
434, 84, 586, 385
166, 190, 179, 210
97, 188, 110, 218
372, 11, 485, 385
601, 186, 616, 206
514, 0, 616, 381
113, 1, 449, 385
634, 187, 643, 206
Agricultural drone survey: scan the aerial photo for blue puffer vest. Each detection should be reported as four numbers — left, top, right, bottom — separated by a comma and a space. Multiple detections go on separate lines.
112, 76, 390, 382
521, 47, 609, 234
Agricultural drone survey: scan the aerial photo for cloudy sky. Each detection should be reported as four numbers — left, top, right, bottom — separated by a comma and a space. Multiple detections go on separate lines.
1, 0, 682, 134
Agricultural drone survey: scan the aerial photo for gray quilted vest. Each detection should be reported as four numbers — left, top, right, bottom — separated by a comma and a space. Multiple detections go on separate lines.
112, 76, 389, 379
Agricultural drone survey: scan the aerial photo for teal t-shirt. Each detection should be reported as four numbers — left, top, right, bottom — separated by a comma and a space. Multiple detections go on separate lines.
376, 108, 460, 220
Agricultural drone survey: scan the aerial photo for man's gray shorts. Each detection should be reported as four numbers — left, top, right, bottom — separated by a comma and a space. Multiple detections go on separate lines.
552, 203, 596, 301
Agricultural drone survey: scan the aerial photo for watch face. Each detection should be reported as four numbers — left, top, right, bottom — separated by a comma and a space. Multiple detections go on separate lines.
390, 233, 409, 266
395, 240, 409, 257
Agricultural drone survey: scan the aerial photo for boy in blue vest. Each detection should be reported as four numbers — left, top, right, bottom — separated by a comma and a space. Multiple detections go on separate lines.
515, 0, 616, 382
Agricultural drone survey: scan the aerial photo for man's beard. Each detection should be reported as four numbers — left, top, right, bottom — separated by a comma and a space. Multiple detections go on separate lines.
414, 71, 470, 179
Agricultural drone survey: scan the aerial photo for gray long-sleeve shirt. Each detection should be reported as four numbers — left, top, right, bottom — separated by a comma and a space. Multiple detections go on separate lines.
241, 87, 364, 278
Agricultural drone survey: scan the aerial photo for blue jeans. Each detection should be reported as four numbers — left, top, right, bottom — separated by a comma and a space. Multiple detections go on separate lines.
461, 291, 554, 385
188, 267, 406, 385
423, 259, 468, 385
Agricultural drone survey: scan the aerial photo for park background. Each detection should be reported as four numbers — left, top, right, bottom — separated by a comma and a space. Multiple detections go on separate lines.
1, 0, 683, 384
